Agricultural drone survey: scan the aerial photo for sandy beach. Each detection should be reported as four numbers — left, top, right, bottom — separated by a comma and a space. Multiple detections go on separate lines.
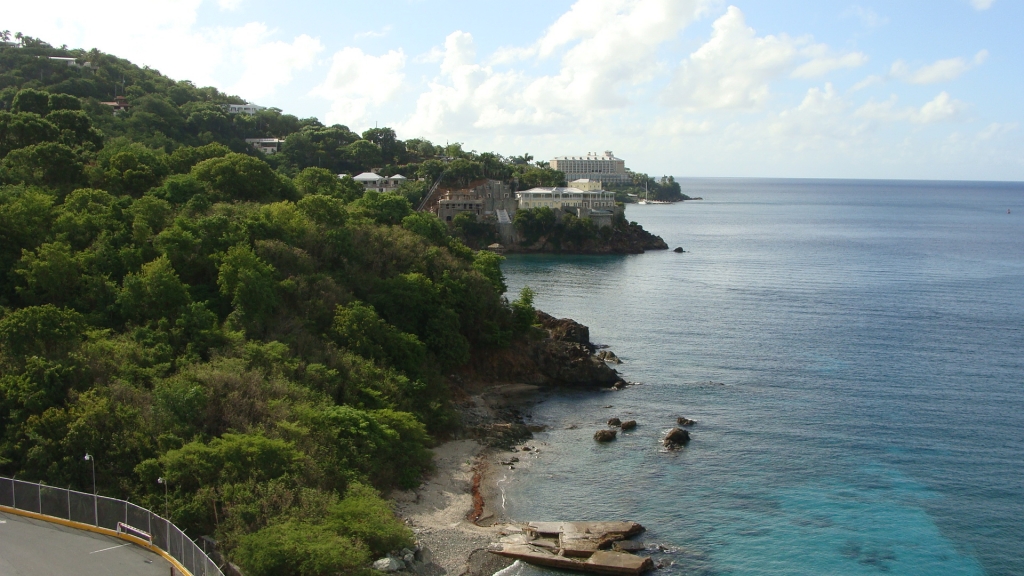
392, 385, 546, 576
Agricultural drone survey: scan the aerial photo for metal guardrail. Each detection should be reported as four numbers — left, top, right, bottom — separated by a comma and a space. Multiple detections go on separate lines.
0, 475, 224, 576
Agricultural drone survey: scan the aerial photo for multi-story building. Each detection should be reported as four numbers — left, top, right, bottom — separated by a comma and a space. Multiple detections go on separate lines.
437, 179, 515, 223
549, 151, 630, 186
516, 187, 617, 211
516, 186, 620, 228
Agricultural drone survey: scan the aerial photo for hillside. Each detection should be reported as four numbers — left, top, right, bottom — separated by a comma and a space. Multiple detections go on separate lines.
0, 34, 549, 575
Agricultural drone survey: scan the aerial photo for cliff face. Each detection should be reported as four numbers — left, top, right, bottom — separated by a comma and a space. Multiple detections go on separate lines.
458, 311, 621, 388
506, 222, 668, 255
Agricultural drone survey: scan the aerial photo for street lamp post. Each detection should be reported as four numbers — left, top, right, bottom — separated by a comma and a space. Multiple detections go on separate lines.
84, 453, 96, 526
157, 477, 168, 519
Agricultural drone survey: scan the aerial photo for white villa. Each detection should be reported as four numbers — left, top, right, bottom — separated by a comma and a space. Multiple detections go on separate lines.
351, 172, 408, 193
245, 138, 284, 155
516, 187, 617, 211
226, 103, 266, 115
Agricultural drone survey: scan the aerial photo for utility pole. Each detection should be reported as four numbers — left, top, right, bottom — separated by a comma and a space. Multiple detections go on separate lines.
157, 477, 169, 518
84, 453, 96, 525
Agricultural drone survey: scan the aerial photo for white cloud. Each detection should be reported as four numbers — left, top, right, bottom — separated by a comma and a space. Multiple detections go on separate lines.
355, 26, 392, 40
843, 6, 889, 28
852, 74, 885, 91
663, 7, 798, 110
792, 50, 869, 79
971, 0, 995, 10
890, 50, 988, 84
856, 92, 966, 124
2, 0, 322, 103
403, 0, 710, 138
976, 122, 1017, 141
231, 31, 323, 100
311, 47, 406, 126
664, 7, 865, 110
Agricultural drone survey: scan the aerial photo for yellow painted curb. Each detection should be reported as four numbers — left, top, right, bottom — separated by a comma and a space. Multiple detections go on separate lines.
0, 504, 194, 575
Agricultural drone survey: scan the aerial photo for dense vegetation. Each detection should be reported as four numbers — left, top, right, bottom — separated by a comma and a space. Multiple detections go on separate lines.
0, 34, 542, 575
610, 174, 690, 203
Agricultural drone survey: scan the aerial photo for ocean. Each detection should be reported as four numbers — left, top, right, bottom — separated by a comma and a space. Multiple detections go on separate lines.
497, 179, 1024, 576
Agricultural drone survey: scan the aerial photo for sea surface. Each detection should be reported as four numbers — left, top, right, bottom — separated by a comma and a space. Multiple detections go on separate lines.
497, 179, 1024, 576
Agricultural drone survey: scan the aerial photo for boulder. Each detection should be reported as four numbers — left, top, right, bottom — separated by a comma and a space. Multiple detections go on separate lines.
598, 350, 623, 364
373, 557, 403, 573
620, 420, 637, 430
608, 417, 622, 427
594, 429, 618, 442
663, 428, 690, 447
676, 417, 695, 426
674, 247, 685, 253
612, 379, 628, 390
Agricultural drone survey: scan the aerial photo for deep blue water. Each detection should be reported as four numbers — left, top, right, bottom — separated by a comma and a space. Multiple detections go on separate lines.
497, 179, 1024, 576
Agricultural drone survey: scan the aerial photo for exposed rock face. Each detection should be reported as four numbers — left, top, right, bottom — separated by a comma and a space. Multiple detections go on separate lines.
663, 428, 690, 447
608, 417, 622, 427
530, 339, 620, 387
598, 350, 622, 364
620, 420, 637, 430
676, 417, 695, 426
537, 311, 592, 350
594, 429, 617, 442
458, 310, 620, 388
674, 247, 685, 253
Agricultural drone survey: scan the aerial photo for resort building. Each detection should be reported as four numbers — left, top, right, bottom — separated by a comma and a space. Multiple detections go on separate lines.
245, 138, 284, 155
351, 172, 408, 193
517, 187, 617, 211
226, 103, 266, 115
549, 151, 630, 186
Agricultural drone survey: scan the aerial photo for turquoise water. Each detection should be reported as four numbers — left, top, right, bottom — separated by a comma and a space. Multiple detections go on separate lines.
498, 179, 1024, 576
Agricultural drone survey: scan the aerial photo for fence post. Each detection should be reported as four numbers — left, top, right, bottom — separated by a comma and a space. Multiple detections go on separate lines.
67, 488, 71, 521
37, 484, 41, 514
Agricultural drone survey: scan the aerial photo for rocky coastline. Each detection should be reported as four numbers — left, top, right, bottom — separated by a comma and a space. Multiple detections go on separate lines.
503, 224, 668, 255
390, 311, 635, 576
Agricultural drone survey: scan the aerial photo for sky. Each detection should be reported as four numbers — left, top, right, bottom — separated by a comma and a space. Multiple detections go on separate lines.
6, 0, 1023, 180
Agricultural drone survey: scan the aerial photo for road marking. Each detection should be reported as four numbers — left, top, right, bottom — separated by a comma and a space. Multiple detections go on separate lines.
90, 543, 130, 554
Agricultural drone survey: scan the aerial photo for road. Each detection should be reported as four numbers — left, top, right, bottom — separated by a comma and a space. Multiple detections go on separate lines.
0, 510, 176, 575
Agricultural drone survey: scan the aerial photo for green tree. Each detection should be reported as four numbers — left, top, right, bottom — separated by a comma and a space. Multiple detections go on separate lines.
331, 301, 426, 378
350, 191, 411, 226
0, 304, 84, 363
0, 111, 59, 158
11, 88, 50, 115
0, 142, 85, 192
192, 153, 292, 203
293, 167, 342, 197
217, 244, 279, 322
117, 256, 192, 325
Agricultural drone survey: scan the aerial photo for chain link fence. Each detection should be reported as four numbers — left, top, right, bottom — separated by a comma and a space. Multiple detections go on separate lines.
0, 475, 224, 576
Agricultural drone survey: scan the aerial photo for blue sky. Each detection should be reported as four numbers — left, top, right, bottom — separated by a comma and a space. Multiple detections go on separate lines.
7, 0, 1023, 180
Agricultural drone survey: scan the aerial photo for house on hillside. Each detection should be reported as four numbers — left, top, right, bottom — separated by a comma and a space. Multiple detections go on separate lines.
100, 95, 130, 114
245, 138, 284, 155
48, 56, 92, 69
435, 179, 517, 243
226, 103, 266, 115
350, 172, 408, 193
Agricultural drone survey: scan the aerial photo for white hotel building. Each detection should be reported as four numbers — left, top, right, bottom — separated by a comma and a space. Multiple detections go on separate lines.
549, 151, 631, 186
516, 187, 617, 210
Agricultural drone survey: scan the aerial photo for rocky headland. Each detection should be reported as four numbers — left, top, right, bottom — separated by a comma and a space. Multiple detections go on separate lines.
505, 223, 668, 255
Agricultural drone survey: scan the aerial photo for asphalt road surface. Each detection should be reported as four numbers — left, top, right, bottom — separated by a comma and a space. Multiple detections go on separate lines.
0, 510, 176, 575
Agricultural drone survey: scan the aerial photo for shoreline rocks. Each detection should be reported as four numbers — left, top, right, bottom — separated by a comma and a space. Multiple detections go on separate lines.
676, 417, 695, 426
594, 429, 617, 442
620, 420, 637, 431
